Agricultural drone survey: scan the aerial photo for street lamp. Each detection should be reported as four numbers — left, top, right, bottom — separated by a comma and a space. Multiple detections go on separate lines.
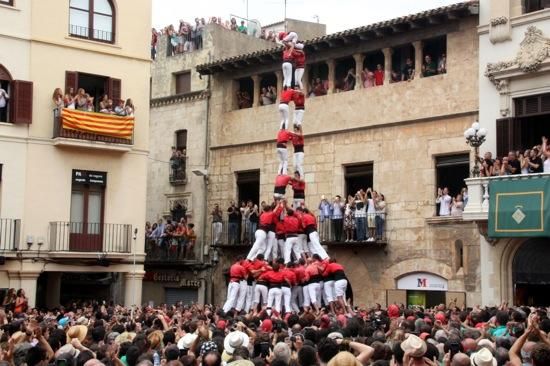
464, 121, 487, 177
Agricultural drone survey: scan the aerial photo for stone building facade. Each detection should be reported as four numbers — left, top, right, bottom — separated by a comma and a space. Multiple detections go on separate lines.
198, 2, 483, 307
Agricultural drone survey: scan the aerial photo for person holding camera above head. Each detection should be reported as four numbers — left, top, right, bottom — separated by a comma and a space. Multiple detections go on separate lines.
354, 190, 367, 241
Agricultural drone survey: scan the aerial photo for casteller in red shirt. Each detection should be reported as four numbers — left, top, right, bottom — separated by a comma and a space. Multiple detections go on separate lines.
280, 89, 295, 104
229, 261, 247, 281
293, 49, 306, 69
292, 91, 305, 110
277, 129, 295, 146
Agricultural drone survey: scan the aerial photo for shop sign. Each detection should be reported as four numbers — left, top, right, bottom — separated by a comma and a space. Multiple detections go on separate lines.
397, 273, 448, 292
72, 169, 107, 186
145, 272, 201, 288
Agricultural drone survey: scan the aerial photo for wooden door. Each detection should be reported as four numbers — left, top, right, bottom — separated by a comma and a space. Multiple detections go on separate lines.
69, 186, 104, 251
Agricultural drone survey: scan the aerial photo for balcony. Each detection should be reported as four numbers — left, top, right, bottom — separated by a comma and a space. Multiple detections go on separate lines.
0, 219, 21, 251
49, 222, 131, 257
53, 109, 134, 152
144, 238, 197, 266
464, 172, 550, 222
210, 213, 387, 250
169, 157, 187, 185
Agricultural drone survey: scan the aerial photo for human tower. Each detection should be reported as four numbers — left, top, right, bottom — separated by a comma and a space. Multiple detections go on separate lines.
220, 32, 352, 316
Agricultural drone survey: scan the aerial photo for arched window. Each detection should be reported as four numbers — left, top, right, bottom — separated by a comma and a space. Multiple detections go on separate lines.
69, 0, 115, 43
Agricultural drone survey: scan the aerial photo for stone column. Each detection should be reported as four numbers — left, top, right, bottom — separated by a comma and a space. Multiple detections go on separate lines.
46, 272, 62, 309
275, 71, 283, 103
413, 40, 423, 79
382, 48, 393, 85
251, 75, 260, 108
124, 270, 145, 307
353, 53, 365, 90
19, 271, 40, 308
327, 59, 336, 94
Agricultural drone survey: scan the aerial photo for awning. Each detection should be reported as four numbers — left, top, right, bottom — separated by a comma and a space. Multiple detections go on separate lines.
488, 175, 550, 238
61, 108, 134, 140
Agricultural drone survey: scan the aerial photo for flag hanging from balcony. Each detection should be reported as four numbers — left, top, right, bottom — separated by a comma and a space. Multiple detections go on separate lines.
61, 108, 134, 140
488, 176, 550, 238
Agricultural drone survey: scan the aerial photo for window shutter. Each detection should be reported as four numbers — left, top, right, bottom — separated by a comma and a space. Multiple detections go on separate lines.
496, 117, 523, 158
9, 80, 33, 124
175, 130, 187, 150
65, 71, 78, 95
108, 78, 121, 104
175, 72, 191, 94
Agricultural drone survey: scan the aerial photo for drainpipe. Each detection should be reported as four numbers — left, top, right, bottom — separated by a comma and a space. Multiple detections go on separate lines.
200, 53, 212, 275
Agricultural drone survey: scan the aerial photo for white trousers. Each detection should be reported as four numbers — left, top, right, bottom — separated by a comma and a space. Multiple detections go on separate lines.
265, 231, 277, 260
282, 62, 293, 88
307, 282, 321, 306
277, 239, 285, 259
293, 198, 305, 209
283, 31, 298, 44
245, 284, 255, 312
294, 109, 304, 127
212, 222, 222, 244
235, 280, 248, 311
291, 285, 303, 313
267, 287, 282, 313
294, 152, 304, 179
334, 279, 348, 298
223, 282, 239, 312
298, 233, 309, 255
284, 236, 299, 264
278, 103, 289, 129
323, 280, 335, 303
308, 231, 329, 260
277, 147, 289, 175
247, 230, 267, 261
294, 68, 305, 89
282, 286, 292, 314
253, 284, 268, 306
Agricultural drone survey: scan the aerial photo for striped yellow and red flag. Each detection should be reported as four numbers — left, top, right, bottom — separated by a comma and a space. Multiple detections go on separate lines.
61, 108, 134, 140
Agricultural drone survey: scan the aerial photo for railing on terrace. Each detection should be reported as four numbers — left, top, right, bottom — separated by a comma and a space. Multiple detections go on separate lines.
169, 156, 187, 185
49, 222, 131, 253
463, 172, 550, 221
210, 213, 387, 247
69, 24, 113, 43
53, 111, 134, 145
144, 238, 194, 262
0, 219, 20, 251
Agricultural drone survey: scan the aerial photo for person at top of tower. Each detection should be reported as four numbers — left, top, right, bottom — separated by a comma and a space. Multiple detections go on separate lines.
278, 31, 299, 46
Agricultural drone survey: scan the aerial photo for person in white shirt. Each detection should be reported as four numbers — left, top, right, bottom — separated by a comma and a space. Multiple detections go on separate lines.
0, 87, 9, 122
366, 188, 377, 242
436, 187, 452, 216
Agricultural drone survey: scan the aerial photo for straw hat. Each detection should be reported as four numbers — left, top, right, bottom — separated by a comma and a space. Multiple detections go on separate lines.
115, 331, 136, 344
400, 334, 427, 358
470, 348, 497, 366
223, 331, 249, 355
177, 333, 198, 350
66, 325, 88, 343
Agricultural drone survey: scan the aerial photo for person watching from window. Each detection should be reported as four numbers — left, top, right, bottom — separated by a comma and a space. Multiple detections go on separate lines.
0, 85, 8, 122
436, 187, 451, 216
374, 64, 384, 86
422, 54, 437, 77
402, 58, 415, 81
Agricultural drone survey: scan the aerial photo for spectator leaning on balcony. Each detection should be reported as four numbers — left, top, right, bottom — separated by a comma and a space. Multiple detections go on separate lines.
451, 193, 464, 217
375, 193, 386, 240
402, 57, 415, 81
361, 67, 375, 88
0, 85, 9, 122
344, 195, 356, 242
228, 201, 240, 245
422, 54, 437, 77
374, 64, 384, 86
365, 188, 376, 242
332, 196, 344, 242
354, 190, 367, 241
212, 204, 223, 245
479, 151, 494, 177
529, 147, 543, 173
238, 21, 247, 34
436, 187, 451, 216
52, 88, 64, 113
506, 151, 521, 175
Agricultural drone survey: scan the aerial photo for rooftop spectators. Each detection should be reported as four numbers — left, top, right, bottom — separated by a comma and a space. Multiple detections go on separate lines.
53, 88, 134, 116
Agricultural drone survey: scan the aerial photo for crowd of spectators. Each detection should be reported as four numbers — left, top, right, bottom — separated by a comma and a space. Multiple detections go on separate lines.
2, 297, 550, 366
52, 88, 135, 117
152, 16, 279, 59
436, 187, 468, 218
212, 201, 260, 245
318, 189, 386, 243
479, 138, 550, 177
146, 213, 197, 260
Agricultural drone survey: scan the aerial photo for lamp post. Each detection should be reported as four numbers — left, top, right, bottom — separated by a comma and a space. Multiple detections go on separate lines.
464, 121, 488, 178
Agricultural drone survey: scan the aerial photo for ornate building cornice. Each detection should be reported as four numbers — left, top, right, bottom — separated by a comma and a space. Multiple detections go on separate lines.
150, 90, 210, 108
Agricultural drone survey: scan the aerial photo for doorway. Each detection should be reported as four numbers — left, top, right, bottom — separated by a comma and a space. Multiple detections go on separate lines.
70, 184, 105, 251
236, 170, 260, 206
344, 163, 373, 198
513, 238, 550, 306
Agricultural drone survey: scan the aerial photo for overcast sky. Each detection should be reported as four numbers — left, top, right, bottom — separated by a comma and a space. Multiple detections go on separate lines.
153, 0, 462, 34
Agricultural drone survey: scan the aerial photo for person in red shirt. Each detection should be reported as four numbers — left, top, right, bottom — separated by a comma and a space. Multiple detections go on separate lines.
278, 31, 299, 46
247, 204, 275, 261
282, 207, 302, 265
294, 207, 309, 258
266, 263, 284, 313
276, 128, 296, 175
303, 255, 325, 312
323, 258, 351, 314
273, 201, 285, 258
281, 44, 295, 90
280, 260, 297, 314
253, 267, 270, 310
278, 88, 295, 130
273, 174, 292, 200
290, 171, 306, 209
291, 258, 306, 312
222, 256, 247, 313
293, 45, 306, 90
291, 128, 304, 181
374, 63, 384, 86
292, 89, 305, 130
301, 208, 329, 260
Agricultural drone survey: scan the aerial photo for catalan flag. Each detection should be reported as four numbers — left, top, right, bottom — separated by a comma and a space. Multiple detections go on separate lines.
61, 108, 134, 140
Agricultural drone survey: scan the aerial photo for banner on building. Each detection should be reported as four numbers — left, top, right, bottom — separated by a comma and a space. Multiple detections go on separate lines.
61, 108, 134, 139
488, 176, 550, 237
